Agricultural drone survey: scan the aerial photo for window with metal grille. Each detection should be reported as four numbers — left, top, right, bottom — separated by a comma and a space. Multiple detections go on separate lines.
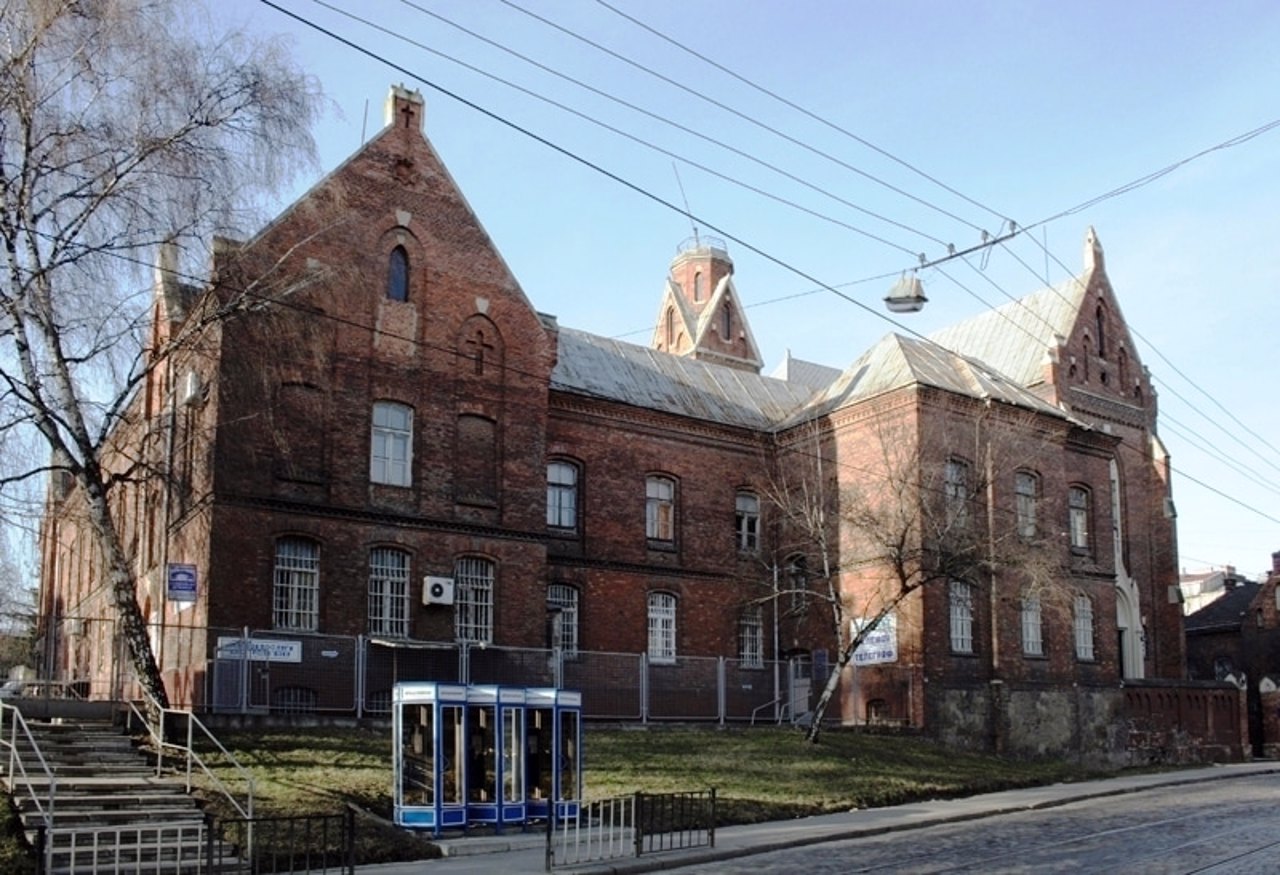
735, 492, 760, 553
368, 547, 410, 638
738, 605, 763, 668
1074, 594, 1095, 660
949, 580, 973, 653
272, 686, 317, 713
647, 591, 677, 664
646, 476, 675, 542
455, 557, 494, 643
1069, 486, 1090, 552
547, 461, 579, 531
273, 537, 319, 631
546, 584, 579, 655
1015, 471, 1039, 539
371, 401, 412, 486
1021, 593, 1043, 656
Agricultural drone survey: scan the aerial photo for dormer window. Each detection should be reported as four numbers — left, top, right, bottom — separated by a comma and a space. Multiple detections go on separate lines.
387, 246, 409, 302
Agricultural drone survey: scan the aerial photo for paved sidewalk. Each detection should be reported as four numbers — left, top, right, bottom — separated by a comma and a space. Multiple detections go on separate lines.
356, 760, 1280, 875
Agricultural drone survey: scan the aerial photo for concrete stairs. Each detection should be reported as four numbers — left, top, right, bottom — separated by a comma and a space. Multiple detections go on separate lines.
3, 719, 245, 874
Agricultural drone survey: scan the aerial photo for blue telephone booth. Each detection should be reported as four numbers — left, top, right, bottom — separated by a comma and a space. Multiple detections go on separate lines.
394, 683, 580, 835
525, 687, 582, 821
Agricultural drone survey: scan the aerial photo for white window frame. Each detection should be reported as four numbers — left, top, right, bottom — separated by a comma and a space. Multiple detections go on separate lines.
647, 591, 677, 664
546, 583, 579, 656
735, 492, 760, 553
371, 401, 412, 487
1074, 594, 1095, 660
547, 461, 579, 531
945, 459, 970, 528
1069, 486, 1090, 551
646, 476, 676, 542
1021, 593, 1043, 656
1015, 471, 1039, 540
949, 579, 973, 654
273, 537, 319, 632
368, 547, 410, 638
738, 604, 763, 668
455, 557, 495, 644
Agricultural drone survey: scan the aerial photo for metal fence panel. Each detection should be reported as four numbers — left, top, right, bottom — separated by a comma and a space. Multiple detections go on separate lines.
563, 652, 643, 720
363, 639, 460, 713
723, 659, 785, 722
206, 628, 359, 715
468, 644, 556, 687
647, 656, 720, 721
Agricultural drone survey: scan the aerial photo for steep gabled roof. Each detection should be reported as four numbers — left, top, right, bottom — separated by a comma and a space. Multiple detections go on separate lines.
551, 327, 815, 429
927, 279, 1084, 388
795, 333, 1074, 424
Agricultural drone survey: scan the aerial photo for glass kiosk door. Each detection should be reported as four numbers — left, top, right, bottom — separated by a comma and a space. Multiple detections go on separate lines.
525, 688, 582, 820
393, 682, 468, 832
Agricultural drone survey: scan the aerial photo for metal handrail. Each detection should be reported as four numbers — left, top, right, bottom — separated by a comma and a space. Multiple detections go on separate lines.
0, 702, 56, 855
126, 686, 254, 822
749, 696, 791, 725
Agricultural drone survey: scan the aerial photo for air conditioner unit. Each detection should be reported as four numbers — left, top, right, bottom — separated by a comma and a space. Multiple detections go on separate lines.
423, 576, 455, 606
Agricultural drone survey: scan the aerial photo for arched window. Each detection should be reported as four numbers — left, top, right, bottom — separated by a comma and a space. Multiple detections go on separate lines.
1073, 594, 1095, 660
693, 271, 704, 302
273, 537, 319, 631
547, 460, 580, 532
1015, 471, 1039, 539
665, 307, 675, 348
455, 556, 495, 643
1095, 304, 1107, 358
387, 246, 409, 302
368, 547, 410, 637
547, 583, 579, 655
1069, 486, 1091, 552
647, 591, 677, 663
738, 604, 763, 668
721, 302, 732, 338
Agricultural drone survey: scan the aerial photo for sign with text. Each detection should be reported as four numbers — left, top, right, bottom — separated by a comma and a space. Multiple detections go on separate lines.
852, 612, 898, 666
215, 636, 303, 664
166, 563, 198, 603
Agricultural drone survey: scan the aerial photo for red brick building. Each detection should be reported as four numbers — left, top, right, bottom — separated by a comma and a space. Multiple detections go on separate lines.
38, 87, 1185, 751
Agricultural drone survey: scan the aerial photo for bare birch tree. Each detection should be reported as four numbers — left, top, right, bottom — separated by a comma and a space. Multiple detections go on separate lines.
0, 0, 320, 707
767, 402, 1068, 743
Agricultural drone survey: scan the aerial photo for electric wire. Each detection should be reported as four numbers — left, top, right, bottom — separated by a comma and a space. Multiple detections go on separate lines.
590, 0, 1011, 227
259, 0, 1280, 536
494, 0, 991, 236
379, 0, 946, 248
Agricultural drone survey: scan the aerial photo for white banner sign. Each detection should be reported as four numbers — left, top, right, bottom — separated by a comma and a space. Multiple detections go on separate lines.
852, 612, 898, 666
216, 636, 302, 663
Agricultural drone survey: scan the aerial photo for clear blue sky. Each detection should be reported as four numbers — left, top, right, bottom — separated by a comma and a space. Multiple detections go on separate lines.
221, 0, 1280, 578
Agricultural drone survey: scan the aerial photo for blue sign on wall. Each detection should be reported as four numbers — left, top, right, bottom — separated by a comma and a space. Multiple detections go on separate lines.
167, 563, 197, 603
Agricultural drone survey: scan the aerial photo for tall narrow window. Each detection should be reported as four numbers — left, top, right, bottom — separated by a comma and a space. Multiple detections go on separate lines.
368, 547, 410, 638
547, 584, 579, 656
647, 591, 677, 664
949, 580, 973, 654
720, 302, 732, 338
455, 557, 494, 643
739, 604, 763, 668
944, 459, 970, 529
1095, 304, 1107, 358
547, 461, 579, 531
664, 307, 675, 348
787, 554, 809, 613
1069, 486, 1091, 552
735, 492, 760, 553
1074, 594, 1095, 660
273, 537, 319, 632
1015, 471, 1039, 539
646, 475, 676, 542
370, 402, 413, 487
693, 271, 704, 302
387, 246, 409, 302
1021, 593, 1043, 656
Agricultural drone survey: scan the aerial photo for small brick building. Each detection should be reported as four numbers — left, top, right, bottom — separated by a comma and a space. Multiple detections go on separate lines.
38, 87, 1186, 752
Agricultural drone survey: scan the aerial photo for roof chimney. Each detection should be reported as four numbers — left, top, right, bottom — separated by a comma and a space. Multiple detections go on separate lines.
1272, 550, 1280, 575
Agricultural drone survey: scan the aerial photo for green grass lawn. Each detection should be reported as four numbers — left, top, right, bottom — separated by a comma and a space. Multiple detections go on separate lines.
2, 723, 1100, 869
